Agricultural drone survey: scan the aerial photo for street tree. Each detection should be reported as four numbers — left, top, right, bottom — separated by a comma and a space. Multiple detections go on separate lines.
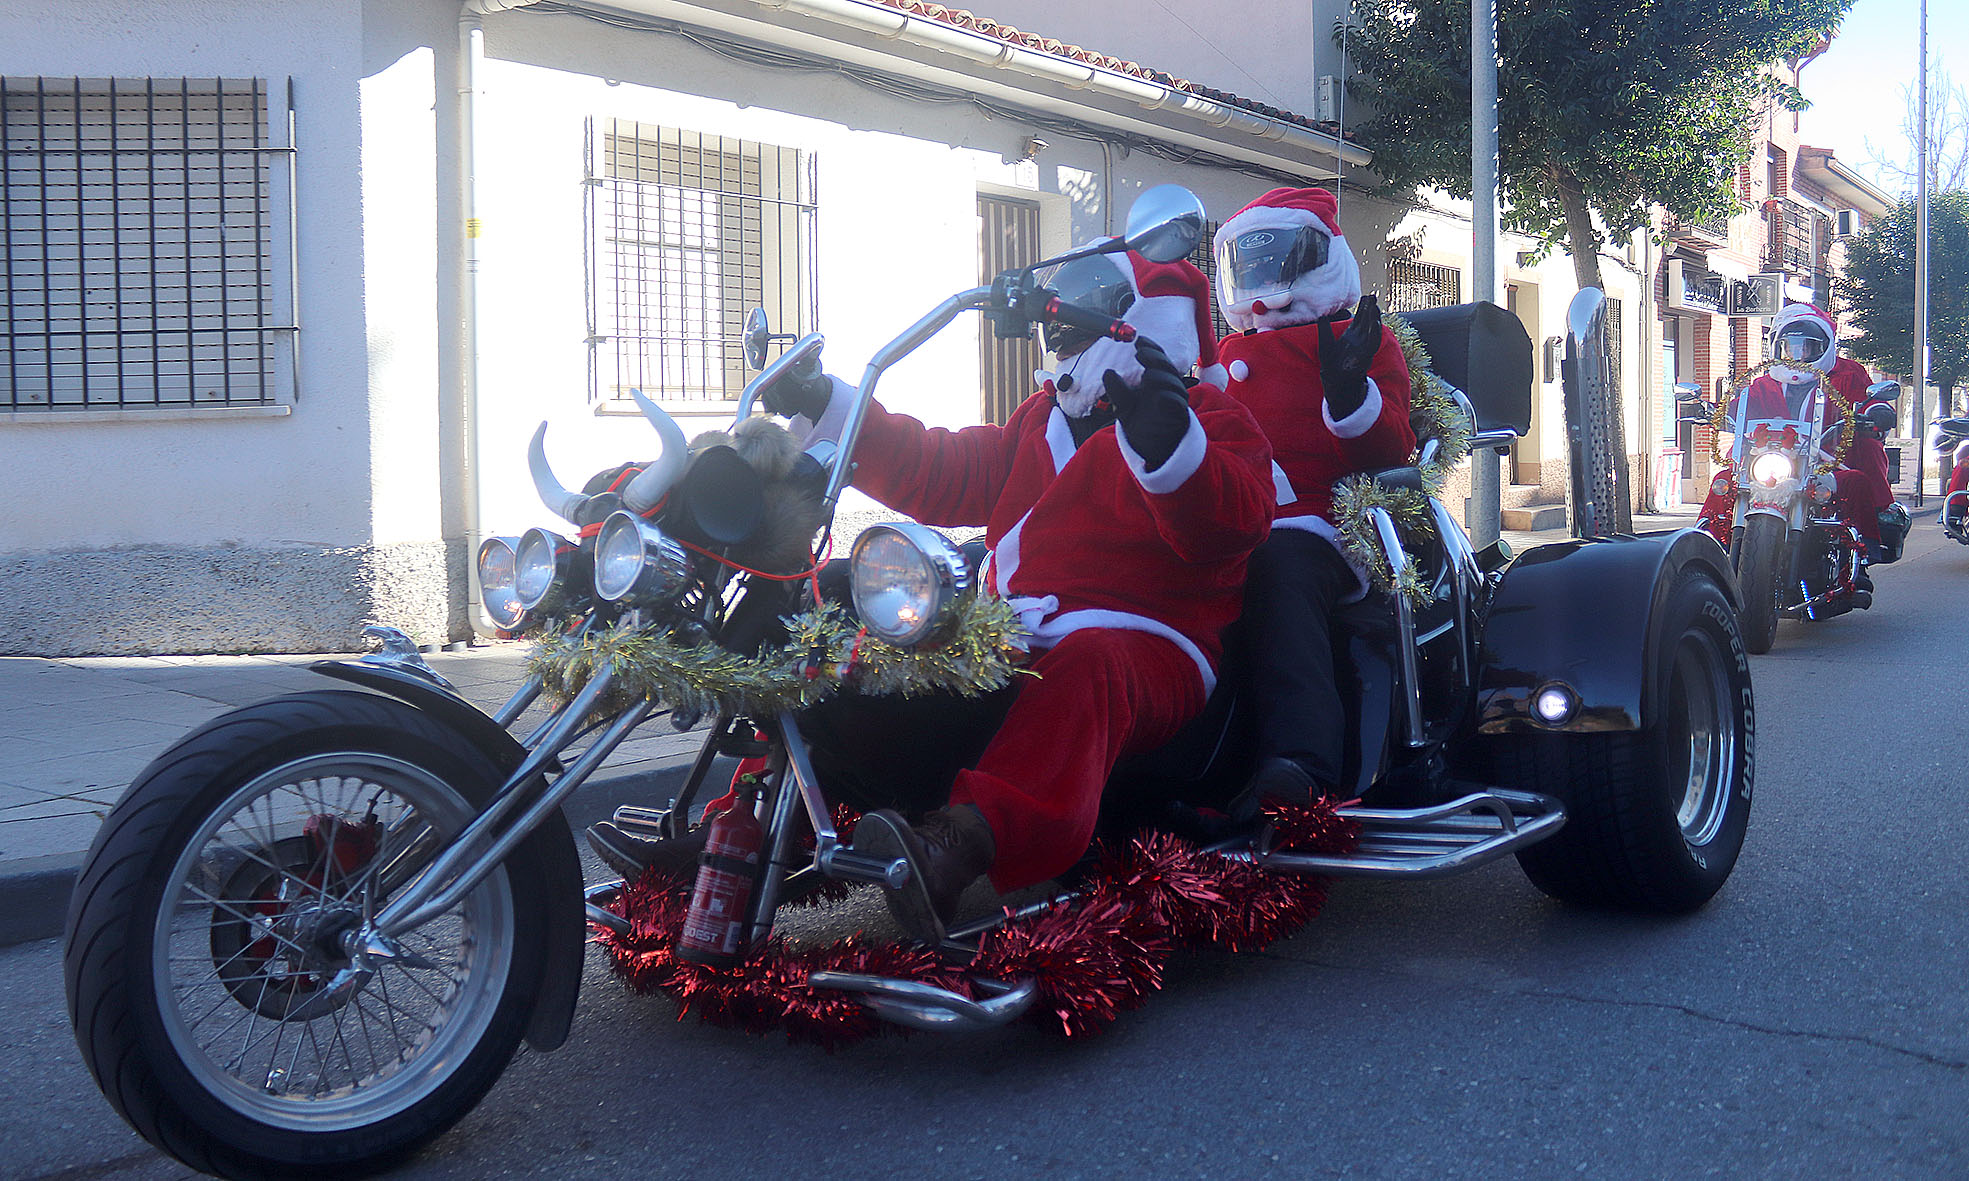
1342, 0, 1851, 294
1837, 191, 1969, 413
1864, 65, 1969, 198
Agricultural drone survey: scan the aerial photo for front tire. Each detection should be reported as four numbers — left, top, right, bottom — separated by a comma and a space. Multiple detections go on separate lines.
64, 691, 547, 1179
1737, 514, 1785, 654
1503, 571, 1754, 913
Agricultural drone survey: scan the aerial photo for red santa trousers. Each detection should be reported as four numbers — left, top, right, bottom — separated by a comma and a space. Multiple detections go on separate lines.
949, 627, 1205, 892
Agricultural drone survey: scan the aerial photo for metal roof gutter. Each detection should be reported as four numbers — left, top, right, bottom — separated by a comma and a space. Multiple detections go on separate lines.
464, 0, 1370, 177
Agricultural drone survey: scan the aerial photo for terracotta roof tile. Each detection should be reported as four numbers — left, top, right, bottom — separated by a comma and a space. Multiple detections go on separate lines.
872, 0, 1352, 141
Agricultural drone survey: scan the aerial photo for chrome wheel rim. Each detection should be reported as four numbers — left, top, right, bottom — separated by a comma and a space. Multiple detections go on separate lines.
1666, 629, 1735, 847
152, 752, 514, 1131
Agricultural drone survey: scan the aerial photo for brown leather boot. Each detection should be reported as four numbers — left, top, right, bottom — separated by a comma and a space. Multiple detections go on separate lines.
851, 805, 996, 944
585, 821, 710, 884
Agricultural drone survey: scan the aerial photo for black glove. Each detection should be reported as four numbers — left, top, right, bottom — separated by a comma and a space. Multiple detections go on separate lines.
759, 356, 835, 421
1318, 293, 1384, 421
1102, 337, 1192, 471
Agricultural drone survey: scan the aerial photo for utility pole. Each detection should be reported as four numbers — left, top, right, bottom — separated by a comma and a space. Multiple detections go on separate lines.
1914, 0, 1930, 503
1469, 0, 1502, 545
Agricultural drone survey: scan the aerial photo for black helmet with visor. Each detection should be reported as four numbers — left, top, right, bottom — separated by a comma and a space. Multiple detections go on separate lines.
1215, 224, 1330, 309
1037, 254, 1135, 357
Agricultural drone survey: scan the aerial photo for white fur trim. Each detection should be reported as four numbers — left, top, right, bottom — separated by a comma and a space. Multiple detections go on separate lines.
793, 374, 857, 446
1123, 293, 1201, 374
1214, 204, 1361, 332
1198, 362, 1229, 389
1322, 376, 1384, 439
1053, 335, 1139, 417
1270, 516, 1372, 603
1027, 609, 1217, 694
1228, 358, 1250, 383
1117, 411, 1207, 493
1271, 461, 1298, 506
1044, 406, 1077, 472
991, 510, 1032, 597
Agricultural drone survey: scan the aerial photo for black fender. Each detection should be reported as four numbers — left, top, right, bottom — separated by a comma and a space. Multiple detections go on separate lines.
309, 661, 585, 1053
1475, 527, 1740, 734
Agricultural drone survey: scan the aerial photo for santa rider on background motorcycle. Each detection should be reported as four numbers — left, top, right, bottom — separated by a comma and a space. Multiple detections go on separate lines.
592, 245, 1274, 945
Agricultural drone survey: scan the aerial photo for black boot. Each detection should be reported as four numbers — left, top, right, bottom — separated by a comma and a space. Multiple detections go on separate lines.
851, 805, 996, 944
1229, 757, 1323, 823
585, 821, 710, 883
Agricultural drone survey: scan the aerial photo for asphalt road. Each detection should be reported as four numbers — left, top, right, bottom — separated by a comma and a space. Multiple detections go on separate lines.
8, 524, 1968, 1179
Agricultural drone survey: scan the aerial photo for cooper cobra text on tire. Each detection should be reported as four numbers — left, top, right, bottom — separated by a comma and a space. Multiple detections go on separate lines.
1502, 570, 1754, 913
63, 690, 549, 1179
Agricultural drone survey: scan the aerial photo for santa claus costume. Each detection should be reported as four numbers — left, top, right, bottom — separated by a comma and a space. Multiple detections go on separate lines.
1696, 304, 1893, 549
783, 249, 1273, 936
1209, 187, 1416, 807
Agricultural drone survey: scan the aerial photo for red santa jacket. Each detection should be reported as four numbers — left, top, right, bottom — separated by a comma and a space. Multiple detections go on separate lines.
1736, 358, 1890, 535
848, 383, 1275, 693
1215, 317, 1416, 544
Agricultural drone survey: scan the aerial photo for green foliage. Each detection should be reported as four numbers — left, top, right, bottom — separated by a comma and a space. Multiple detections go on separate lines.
1837, 192, 1969, 398
1342, 0, 1851, 266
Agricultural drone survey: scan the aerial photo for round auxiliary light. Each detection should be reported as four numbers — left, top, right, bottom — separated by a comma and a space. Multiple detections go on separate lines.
476, 536, 526, 631
515, 527, 574, 612
1709, 473, 1734, 498
1749, 452, 1794, 487
850, 523, 970, 648
1533, 682, 1578, 727
593, 510, 690, 604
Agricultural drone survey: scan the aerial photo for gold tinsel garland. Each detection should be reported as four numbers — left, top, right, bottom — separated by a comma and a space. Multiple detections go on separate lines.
1323, 314, 1470, 606
528, 594, 1032, 719
1707, 359, 1855, 477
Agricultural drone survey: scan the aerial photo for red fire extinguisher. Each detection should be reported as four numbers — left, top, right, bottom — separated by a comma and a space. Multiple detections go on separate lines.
677, 784, 764, 967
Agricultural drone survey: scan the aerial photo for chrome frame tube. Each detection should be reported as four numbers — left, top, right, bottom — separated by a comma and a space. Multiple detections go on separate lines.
1240, 789, 1566, 879
778, 709, 910, 887
369, 667, 621, 935
806, 972, 1037, 1032
1369, 506, 1428, 747
493, 677, 542, 728
745, 746, 802, 946
824, 289, 993, 505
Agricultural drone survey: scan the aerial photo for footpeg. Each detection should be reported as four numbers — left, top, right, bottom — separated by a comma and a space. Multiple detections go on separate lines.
611, 805, 671, 839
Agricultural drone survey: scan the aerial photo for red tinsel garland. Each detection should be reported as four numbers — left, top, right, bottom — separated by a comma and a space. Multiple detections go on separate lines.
594, 798, 1361, 1048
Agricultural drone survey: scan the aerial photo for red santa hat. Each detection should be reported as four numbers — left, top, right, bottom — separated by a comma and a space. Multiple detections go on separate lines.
1213, 186, 1361, 331
1119, 251, 1227, 388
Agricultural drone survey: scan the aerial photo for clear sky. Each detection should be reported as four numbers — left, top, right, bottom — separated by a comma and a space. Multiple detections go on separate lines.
1796, 0, 1966, 197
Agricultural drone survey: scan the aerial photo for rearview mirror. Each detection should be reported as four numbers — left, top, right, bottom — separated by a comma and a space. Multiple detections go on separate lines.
1121, 184, 1206, 263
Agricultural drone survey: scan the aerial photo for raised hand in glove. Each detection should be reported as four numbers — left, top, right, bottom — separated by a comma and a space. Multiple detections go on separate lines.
759, 356, 835, 422
1317, 292, 1384, 421
1102, 337, 1192, 472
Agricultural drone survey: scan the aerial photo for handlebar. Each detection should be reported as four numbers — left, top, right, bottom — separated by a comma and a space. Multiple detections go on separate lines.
1036, 293, 1137, 345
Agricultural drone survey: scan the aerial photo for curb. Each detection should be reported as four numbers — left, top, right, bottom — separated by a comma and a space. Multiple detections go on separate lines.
0, 851, 83, 948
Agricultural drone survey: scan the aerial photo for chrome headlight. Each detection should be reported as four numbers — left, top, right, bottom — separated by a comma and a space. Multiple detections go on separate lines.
850, 523, 970, 647
515, 527, 575, 612
594, 510, 690, 604
1750, 452, 1795, 487
476, 536, 526, 630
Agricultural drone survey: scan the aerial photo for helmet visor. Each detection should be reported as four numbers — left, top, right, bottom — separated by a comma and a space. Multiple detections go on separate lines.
1773, 321, 1831, 367
1216, 225, 1330, 306
1037, 254, 1135, 356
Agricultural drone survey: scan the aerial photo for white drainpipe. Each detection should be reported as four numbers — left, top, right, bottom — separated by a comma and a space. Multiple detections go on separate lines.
456, 6, 490, 635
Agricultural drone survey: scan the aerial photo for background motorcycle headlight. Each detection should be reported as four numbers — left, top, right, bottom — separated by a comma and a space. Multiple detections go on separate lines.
1750, 453, 1795, 486
515, 527, 573, 612
850, 523, 970, 647
476, 536, 526, 630
594, 510, 690, 603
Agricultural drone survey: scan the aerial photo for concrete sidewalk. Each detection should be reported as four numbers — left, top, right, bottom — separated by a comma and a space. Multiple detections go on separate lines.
0, 498, 1896, 948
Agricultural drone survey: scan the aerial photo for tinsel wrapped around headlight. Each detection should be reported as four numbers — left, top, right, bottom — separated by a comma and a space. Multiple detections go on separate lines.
515, 527, 575, 612
594, 510, 690, 604
1750, 452, 1795, 487
850, 523, 970, 647
477, 536, 527, 630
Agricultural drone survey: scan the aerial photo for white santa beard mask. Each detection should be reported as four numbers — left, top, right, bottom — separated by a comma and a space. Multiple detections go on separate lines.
1037, 335, 1142, 417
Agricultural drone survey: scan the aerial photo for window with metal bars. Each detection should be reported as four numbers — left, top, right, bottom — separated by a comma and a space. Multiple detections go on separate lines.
1, 77, 295, 411
587, 120, 815, 405
1385, 259, 1462, 313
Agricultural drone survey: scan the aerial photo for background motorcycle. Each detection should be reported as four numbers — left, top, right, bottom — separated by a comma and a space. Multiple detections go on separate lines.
63, 187, 1753, 1179
1930, 410, 1969, 543
1696, 377, 1874, 652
